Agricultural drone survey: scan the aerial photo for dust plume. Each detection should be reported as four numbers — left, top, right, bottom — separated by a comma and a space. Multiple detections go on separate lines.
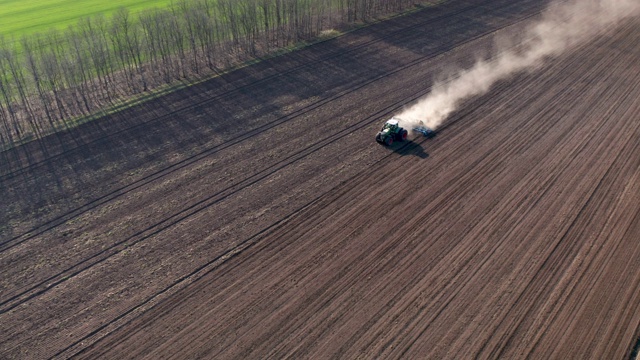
396, 0, 640, 132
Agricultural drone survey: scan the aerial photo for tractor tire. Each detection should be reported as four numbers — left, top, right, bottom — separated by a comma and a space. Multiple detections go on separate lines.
385, 136, 393, 146
400, 129, 408, 141
395, 128, 408, 141
376, 133, 382, 143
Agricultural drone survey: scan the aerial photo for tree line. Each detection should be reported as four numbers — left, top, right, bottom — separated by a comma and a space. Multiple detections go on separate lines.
0, 0, 423, 148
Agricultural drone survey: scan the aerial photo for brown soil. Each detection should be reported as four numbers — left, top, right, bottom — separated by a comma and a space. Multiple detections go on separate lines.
1, 0, 640, 358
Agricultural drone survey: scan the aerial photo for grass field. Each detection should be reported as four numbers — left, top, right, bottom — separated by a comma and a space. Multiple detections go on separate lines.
0, 0, 173, 38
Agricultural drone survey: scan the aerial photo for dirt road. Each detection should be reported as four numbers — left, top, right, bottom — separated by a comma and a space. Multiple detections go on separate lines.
1, 0, 640, 358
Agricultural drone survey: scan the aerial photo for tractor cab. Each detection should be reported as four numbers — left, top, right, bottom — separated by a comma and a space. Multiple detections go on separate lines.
382, 118, 400, 132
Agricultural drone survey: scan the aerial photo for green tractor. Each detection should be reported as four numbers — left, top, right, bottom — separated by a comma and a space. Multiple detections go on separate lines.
376, 118, 408, 146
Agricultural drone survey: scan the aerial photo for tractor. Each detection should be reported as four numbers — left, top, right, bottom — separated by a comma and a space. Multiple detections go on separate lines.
375, 118, 408, 146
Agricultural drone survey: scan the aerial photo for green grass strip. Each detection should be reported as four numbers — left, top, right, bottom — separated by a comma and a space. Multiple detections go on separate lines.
0, 0, 173, 38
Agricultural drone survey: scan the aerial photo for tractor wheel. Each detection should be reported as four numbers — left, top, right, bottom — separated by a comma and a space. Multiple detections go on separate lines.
400, 129, 408, 141
375, 133, 382, 143
385, 136, 393, 146
396, 128, 408, 141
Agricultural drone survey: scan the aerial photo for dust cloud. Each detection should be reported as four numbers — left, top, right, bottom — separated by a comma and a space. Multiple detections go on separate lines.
395, 0, 640, 132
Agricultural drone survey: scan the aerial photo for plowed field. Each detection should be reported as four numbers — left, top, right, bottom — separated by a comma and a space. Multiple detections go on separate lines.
2, 0, 640, 358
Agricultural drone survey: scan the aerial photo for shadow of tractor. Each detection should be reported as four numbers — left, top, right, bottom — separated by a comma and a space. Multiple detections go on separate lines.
391, 130, 438, 158
395, 140, 429, 159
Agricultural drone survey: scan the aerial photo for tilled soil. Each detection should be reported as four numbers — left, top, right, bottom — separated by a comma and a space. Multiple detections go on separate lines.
1, 0, 640, 358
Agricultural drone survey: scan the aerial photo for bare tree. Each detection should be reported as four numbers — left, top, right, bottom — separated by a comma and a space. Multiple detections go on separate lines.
153, 9, 176, 83
239, 0, 259, 55
2, 39, 38, 135
110, 8, 135, 90
167, 9, 187, 78
66, 25, 96, 112
0, 37, 19, 141
80, 17, 111, 101
116, 8, 148, 91
187, 1, 218, 68
260, 0, 273, 50
22, 35, 55, 128
140, 9, 169, 83
177, 0, 201, 74
0, 53, 17, 144
58, 48, 87, 115
95, 14, 117, 92
40, 29, 69, 122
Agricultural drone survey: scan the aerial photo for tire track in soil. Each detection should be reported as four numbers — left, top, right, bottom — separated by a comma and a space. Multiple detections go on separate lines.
477, 24, 640, 359
331, 30, 635, 359
248, 42, 607, 358
0, 84, 422, 314
322, 33, 636, 360
7, 43, 524, 356
48, 12, 604, 358
0, 0, 549, 312
0, 0, 533, 181
3, 2, 639, 359
424, 21, 640, 358
20, 3, 564, 354
0, 0, 549, 253
72, 17, 640, 359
